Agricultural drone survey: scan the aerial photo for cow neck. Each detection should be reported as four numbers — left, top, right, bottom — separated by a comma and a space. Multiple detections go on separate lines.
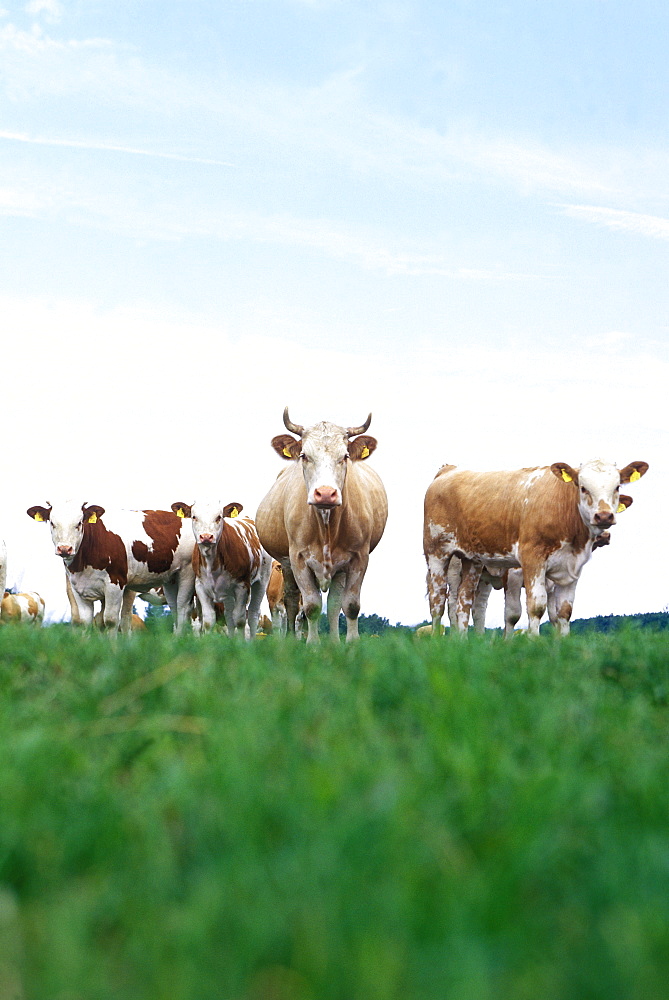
559, 482, 593, 554
68, 520, 128, 587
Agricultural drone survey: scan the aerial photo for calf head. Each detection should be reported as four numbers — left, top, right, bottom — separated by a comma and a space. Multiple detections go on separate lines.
171, 501, 242, 547
550, 460, 648, 534
27, 501, 105, 564
271, 407, 377, 511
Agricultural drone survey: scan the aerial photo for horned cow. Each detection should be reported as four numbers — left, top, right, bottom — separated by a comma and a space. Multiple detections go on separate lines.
255, 409, 388, 644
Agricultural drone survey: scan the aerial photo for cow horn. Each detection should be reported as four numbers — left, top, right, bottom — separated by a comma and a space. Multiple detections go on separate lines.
346, 414, 372, 437
283, 407, 304, 437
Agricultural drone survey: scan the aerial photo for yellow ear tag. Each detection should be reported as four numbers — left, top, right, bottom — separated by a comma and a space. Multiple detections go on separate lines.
561, 470, 573, 483
176, 508, 185, 518
617, 503, 626, 513
282, 446, 292, 458
88, 513, 97, 524
34, 512, 44, 522
360, 446, 370, 459
230, 507, 239, 518
630, 470, 641, 482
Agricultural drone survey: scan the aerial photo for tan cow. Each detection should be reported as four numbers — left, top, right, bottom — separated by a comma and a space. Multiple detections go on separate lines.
266, 560, 287, 635
1, 591, 45, 625
424, 460, 648, 637
255, 409, 388, 643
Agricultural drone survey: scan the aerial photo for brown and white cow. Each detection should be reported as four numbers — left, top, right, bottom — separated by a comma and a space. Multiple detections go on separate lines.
1, 591, 45, 625
27, 502, 196, 631
424, 460, 648, 637
255, 409, 388, 644
171, 500, 272, 638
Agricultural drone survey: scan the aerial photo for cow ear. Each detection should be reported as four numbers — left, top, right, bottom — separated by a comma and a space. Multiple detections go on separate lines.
271, 434, 301, 460
171, 502, 192, 519
84, 504, 105, 524
348, 435, 377, 461
27, 505, 51, 523
551, 462, 579, 484
619, 461, 649, 484
223, 502, 243, 518
617, 494, 633, 513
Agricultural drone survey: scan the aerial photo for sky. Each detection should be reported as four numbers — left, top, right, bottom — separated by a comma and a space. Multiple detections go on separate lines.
0, 0, 667, 628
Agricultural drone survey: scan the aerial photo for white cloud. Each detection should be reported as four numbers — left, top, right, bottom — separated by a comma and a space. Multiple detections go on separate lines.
25, 0, 63, 19
562, 204, 669, 240
0, 129, 236, 167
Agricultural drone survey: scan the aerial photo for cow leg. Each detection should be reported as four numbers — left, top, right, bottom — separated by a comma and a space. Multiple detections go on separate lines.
65, 573, 82, 625
174, 570, 195, 633
446, 557, 461, 629
70, 585, 95, 628
550, 581, 577, 636
290, 552, 322, 645
281, 563, 302, 638
195, 579, 216, 632
426, 553, 451, 635
223, 584, 248, 638
326, 573, 345, 642
120, 589, 136, 634
472, 576, 494, 635
247, 580, 265, 639
341, 555, 369, 642
521, 558, 548, 636
101, 586, 123, 631
503, 569, 523, 637
455, 558, 482, 633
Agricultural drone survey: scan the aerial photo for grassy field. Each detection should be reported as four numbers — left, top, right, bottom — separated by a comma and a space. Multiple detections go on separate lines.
0, 625, 668, 1000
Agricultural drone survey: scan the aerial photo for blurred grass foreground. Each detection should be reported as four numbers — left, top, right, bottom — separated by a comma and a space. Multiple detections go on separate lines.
0, 625, 668, 1000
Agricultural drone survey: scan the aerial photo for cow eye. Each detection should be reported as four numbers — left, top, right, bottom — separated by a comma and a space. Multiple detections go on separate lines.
300, 454, 309, 462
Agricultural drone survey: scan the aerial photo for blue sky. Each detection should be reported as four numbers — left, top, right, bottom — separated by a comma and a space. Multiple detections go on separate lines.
1, 0, 666, 626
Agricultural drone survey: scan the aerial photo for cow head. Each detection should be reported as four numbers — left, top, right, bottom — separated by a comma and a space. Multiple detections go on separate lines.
27, 501, 105, 564
171, 501, 242, 547
271, 408, 377, 513
550, 460, 648, 534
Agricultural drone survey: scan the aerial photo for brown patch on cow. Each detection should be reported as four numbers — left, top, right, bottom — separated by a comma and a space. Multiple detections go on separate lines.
132, 511, 182, 575
558, 600, 572, 621
0, 596, 20, 623
68, 519, 128, 588
27, 595, 39, 618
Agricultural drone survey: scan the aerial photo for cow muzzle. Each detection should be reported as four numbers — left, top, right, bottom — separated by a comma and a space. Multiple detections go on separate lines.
198, 533, 215, 545
56, 544, 74, 559
594, 510, 615, 528
310, 486, 341, 509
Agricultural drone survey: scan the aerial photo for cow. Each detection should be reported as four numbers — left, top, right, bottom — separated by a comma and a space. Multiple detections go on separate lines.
1, 591, 45, 625
255, 408, 388, 644
170, 500, 272, 638
27, 502, 196, 631
424, 460, 648, 637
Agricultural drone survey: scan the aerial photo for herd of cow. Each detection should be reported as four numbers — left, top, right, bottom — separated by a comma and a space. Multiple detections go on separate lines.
0, 409, 650, 640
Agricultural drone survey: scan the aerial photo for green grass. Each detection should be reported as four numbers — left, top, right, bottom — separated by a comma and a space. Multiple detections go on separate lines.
0, 626, 668, 999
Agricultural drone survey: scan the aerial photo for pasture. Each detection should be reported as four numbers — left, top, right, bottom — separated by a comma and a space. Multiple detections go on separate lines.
1, 626, 668, 1000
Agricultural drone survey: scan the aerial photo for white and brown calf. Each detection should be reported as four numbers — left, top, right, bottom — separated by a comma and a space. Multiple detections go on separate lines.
171, 501, 272, 638
1, 591, 45, 625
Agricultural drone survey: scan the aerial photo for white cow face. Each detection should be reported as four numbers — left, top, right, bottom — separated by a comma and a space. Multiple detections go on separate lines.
171, 501, 242, 547
551, 459, 649, 533
27, 500, 105, 563
272, 422, 378, 510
